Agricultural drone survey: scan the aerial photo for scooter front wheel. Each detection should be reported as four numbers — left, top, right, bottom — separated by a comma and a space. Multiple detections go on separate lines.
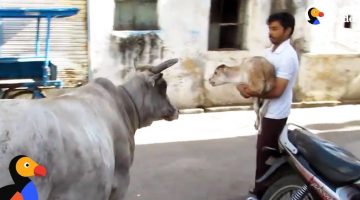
262, 174, 316, 200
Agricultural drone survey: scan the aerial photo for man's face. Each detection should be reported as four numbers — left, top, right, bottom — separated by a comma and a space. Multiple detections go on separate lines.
268, 21, 290, 45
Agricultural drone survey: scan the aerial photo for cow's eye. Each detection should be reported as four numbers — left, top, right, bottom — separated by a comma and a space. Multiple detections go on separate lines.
159, 86, 167, 95
214, 71, 217, 75
156, 79, 167, 95
24, 162, 30, 168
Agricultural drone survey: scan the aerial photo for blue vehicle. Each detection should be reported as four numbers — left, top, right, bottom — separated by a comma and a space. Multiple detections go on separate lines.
0, 7, 79, 98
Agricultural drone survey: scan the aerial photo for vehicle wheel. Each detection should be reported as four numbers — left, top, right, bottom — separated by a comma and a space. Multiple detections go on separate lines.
7, 90, 35, 99
49, 62, 57, 80
0, 89, 4, 98
262, 174, 315, 200
7, 89, 45, 99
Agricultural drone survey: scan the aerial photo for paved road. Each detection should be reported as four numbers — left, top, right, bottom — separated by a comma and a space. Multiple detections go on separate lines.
126, 105, 360, 200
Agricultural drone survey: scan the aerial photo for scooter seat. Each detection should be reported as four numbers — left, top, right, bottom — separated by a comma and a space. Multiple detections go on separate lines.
289, 129, 360, 186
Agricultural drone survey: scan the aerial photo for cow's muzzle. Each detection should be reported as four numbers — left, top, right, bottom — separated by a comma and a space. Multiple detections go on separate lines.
209, 78, 216, 86
164, 109, 179, 121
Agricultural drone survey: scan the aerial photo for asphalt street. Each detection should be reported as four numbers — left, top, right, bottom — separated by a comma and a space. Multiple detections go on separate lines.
126, 105, 360, 200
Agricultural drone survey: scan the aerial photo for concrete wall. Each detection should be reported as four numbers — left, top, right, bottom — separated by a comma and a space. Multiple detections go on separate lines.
89, 0, 360, 109
295, 0, 360, 102
297, 54, 360, 101
88, 0, 116, 82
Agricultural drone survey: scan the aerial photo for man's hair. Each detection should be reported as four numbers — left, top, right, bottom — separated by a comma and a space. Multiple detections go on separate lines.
267, 12, 295, 36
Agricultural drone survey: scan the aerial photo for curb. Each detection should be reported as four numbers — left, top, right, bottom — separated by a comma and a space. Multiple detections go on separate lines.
179, 101, 360, 114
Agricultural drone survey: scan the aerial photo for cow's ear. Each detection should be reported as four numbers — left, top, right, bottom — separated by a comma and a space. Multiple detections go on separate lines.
150, 73, 163, 87
217, 64, 226, 70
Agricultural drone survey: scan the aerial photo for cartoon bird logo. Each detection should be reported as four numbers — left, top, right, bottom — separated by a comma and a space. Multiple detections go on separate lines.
307, 7, 324, 25
0, 155, 47, 200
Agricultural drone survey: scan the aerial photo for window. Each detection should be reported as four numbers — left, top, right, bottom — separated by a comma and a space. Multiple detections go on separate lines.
208, 0, 246, 50
114, 0, 158, 31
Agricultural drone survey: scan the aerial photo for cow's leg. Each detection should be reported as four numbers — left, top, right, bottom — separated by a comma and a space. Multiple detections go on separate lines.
109, 171, 130, 200
254, 98, 260, 130
258, 99, 269, 130
260, 99, 269, 116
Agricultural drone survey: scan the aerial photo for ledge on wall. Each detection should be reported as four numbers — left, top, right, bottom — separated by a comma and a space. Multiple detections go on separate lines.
179, 100, 360, 114
111, 30, 162, 39
303, 53, 360, 58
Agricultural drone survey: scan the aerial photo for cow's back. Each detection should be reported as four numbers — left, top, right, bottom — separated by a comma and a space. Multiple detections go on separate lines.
0, 81, 131, 199
245, 56, 275, 94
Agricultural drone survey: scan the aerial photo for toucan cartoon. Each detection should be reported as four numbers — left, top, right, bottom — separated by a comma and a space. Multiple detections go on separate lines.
308, 7, 324, 25
0, 155, 47, 200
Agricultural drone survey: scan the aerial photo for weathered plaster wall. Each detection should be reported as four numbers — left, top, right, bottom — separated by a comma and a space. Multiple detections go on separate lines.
88, 0, 118, 82
294, 0, 360, 102
305, 0, 360, 53
158, 0, 275, 108
155, 0, 210, 108
297, 54, 360, 101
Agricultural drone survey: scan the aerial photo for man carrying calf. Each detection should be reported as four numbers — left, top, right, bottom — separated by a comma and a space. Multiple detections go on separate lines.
237, 12, 299, 200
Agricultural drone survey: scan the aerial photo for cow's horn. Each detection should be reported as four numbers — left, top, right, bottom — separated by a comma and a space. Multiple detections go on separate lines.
150, 58, 178, 74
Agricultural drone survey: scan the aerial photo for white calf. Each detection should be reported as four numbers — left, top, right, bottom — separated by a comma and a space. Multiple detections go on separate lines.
209, 56, 275, 130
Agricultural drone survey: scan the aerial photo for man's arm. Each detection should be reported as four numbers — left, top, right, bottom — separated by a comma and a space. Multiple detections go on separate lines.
237, 77, 289, 99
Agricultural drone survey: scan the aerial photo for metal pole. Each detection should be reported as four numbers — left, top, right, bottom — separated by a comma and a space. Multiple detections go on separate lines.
0, 20, 3, 56
44, 17, 52, 81
35, 17, 41, 56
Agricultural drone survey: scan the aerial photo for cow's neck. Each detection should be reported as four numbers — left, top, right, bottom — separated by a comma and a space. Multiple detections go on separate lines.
225, 69, 249, 85
121, 76, 158, 129
117, 86, 140, 132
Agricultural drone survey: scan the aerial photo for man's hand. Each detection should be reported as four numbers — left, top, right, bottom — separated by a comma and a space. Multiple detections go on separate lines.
236, 84, 252, 98
236, 77, 289, 99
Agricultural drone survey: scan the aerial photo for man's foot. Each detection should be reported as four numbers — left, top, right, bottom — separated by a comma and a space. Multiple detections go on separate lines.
245, 194, 259, 200
246, 189, 260, 200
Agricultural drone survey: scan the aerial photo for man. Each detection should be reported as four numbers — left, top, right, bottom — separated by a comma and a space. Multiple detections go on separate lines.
237, 12, 299, 199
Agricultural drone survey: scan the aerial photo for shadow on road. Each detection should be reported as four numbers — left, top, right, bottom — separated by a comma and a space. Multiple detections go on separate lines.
127, 129, 360, 200
305, 120, 360, 131
128, 135, 257, 200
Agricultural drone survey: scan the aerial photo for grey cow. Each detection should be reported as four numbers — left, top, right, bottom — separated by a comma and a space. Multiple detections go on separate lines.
0, 59, 179, 199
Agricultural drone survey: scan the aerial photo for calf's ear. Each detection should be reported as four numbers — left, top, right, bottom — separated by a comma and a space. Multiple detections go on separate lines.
217, 64, 227, 70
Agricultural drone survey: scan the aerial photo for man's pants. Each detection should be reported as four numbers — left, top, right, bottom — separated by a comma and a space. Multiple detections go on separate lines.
253, 117, 288, 197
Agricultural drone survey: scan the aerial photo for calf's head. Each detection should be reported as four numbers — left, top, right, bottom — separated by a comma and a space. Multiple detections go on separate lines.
124, 59, 179, 128
209, 64, 230, 86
